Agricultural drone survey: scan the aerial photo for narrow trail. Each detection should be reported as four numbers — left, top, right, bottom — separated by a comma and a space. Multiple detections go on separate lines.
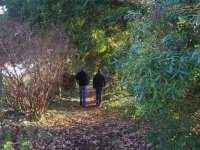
30, 86, 154, 150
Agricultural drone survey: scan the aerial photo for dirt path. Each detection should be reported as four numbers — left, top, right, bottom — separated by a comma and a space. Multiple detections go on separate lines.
29, 86, 153, 150
0, 86, 154, 150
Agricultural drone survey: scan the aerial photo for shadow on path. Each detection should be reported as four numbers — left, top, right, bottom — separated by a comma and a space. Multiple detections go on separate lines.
0, 85, 153, 150
48, 85, 98, 112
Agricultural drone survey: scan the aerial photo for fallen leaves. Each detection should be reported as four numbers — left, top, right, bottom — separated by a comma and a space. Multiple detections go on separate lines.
0, 88, 155, 150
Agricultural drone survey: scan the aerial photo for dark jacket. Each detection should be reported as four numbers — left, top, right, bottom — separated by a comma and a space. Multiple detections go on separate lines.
76, 70, 90, 86
93, 73, 106, 88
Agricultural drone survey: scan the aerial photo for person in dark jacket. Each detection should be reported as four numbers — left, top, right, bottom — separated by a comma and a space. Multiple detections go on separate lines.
76, 69, 90, 108
93, 69, 106, 106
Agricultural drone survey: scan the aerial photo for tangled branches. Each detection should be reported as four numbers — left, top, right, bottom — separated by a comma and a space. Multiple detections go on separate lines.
0, 19, 73, 115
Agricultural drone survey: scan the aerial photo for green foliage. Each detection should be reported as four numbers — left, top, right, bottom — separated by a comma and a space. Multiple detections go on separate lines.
0, 130, 30, 150
1, 1, 137, 105
28, 112, 43, 121
3, 142, 13, 150
103, 95, 137, 118
146, 111, 199, 149
131, 49, 198, 103
114, 0, 200, 149
0, 129, 13, 142
19, 140, 30, 150
0, 128, 14, 149
1, 0, 136, 74
1, 0, 200, 148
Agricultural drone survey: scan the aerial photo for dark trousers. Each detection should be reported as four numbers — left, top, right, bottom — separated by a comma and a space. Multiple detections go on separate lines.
95, 87, 103, 105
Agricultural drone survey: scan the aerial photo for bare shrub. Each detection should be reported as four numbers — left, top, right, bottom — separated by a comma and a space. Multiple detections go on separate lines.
0, 19, 73, 115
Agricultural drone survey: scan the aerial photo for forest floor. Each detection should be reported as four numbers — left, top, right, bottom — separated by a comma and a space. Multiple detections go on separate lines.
0, 86, 155, 150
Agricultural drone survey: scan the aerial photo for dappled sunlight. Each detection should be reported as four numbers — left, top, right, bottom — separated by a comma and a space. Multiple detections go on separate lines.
91, 29, 105, 40
69, 17, 85, 27
1, 0, 199, 149
0, 92, 148, 149
90, 29, 108, 53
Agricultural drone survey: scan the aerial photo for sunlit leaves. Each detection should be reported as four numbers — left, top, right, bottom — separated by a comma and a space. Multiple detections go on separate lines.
113, 0, 200, 148
178, 16, 186, 24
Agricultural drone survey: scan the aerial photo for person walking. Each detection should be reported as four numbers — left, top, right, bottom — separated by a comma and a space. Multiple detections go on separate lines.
93, 69, 106, 106
76, 69, 90, 108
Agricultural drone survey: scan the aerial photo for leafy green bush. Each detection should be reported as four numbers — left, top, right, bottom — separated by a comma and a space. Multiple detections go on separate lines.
19, 140, 30, 150
114, 0, 200, 149
3, 142, 13, 150
0, 129, 14, 142
124, 48, 199, 149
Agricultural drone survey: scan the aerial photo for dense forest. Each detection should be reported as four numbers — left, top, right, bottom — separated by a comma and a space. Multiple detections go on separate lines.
0, 0, 199, 149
